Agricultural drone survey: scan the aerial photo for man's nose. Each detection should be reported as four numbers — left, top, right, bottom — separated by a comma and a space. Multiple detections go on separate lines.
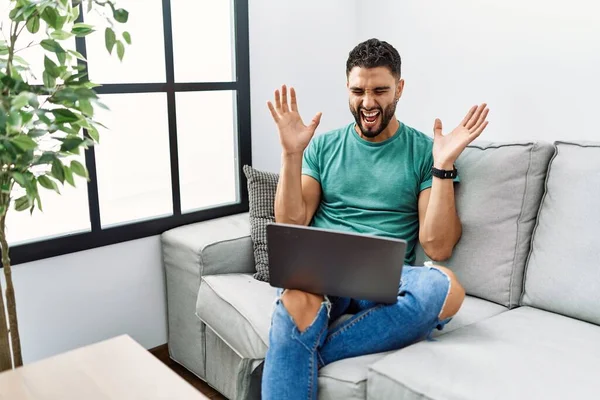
362, 94, 377, 110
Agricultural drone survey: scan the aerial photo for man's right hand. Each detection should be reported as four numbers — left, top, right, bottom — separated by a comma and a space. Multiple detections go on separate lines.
268, 85, 322, 156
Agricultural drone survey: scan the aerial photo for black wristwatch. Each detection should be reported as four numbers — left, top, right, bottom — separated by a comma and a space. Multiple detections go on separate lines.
431, 165, 458, 179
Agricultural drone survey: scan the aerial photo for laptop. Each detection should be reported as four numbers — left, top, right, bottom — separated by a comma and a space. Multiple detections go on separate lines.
266, 223, 407, 304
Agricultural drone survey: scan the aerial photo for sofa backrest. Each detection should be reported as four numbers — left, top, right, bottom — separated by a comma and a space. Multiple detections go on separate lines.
417, 141, 555, 308
521, 141, 600, 325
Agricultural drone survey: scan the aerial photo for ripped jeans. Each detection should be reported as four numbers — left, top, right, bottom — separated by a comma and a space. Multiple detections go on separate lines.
261, 265, 453, 400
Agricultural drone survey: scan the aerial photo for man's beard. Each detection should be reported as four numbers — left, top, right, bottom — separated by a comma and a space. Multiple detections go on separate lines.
350, 98, 398, 138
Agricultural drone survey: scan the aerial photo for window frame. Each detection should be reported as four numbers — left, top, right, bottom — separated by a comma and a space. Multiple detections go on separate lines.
9, 0, 251, 265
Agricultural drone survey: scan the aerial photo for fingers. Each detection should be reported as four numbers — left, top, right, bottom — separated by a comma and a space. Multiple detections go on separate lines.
471, 120, 489, 139
267, 101, 279, 122
460, 105, 477, 126
290, 87, 298, 112
466, 103, 487, 129
274, 89, 281, 111
309, 112, 322, 132
470, 107, 489, 132
281, 85, 289, 113
433, 118, 443, 139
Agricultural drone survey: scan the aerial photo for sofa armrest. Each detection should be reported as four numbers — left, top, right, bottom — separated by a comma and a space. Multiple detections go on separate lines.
161, 212, 255, 278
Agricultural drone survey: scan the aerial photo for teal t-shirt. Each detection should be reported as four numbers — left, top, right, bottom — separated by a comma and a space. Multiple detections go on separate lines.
302, 121, 458, 265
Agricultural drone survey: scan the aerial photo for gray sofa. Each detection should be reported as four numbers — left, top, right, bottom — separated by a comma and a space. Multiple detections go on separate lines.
161, 140, 600, 400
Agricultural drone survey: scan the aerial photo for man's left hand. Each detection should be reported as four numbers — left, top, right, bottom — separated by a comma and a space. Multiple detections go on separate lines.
432, 103, 489, 169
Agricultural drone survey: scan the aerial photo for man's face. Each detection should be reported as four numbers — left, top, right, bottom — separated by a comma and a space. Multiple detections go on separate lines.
347, 66, 404, 138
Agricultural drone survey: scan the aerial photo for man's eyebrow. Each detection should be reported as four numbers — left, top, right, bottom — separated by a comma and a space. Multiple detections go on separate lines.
349, 86, 391, 91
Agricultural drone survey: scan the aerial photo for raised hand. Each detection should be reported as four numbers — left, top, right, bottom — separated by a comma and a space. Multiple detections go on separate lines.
267, 85, 322, 156
432, 103, 489, 168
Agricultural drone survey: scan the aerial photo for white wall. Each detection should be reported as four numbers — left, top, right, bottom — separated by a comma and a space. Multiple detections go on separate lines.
5, 0, 357, 364
249, 0, 359, 172
2, 236, 167, 363
356, 0, 600, 143
10, 0, 599, 364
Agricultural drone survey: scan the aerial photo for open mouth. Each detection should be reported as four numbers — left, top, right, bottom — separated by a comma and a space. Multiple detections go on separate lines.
361, 109, 381, 128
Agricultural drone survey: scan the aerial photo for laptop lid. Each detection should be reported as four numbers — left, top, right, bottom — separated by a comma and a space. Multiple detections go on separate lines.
266, 223, 406, 304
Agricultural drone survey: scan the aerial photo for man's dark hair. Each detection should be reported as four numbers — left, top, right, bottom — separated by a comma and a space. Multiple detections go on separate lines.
346, 38, 402, 80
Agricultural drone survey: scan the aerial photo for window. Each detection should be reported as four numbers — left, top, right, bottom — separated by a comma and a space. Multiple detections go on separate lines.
8, 0, 251, 264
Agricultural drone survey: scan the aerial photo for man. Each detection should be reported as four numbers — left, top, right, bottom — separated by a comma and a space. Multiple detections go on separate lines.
262, 38, 489, 399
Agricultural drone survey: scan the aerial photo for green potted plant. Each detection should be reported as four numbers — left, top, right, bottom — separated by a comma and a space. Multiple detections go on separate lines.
0, 0, 130, 371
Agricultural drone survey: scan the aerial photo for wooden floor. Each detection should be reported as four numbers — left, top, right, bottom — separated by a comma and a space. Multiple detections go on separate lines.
150, 344, 227, 399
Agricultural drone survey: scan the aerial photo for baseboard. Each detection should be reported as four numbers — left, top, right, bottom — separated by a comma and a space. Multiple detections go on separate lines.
149, 343, 171, 365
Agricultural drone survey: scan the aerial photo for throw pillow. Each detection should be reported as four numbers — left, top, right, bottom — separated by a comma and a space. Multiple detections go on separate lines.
243, 165, 279, 282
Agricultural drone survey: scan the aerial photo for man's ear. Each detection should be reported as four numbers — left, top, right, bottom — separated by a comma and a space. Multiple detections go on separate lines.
396, 78, 405, 98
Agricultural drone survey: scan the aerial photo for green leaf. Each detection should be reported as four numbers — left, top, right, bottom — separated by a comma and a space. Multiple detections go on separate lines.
12, 172, 26, 187
11, 135, 37, 151
7, 111, 23, 129
41, 7, 59, 29
56, 15, 68, 31
22, 3, 38, 20
33, 152, 56, 165
113, 8, 129, 23
64, 165, 75, 186
91, 98, 109, 111
44, 56, 60, 78
68, 49, 86, 61
0, 108, 6, 133
1, 182, 10, 194
21, 111, 34, 126
40, 39, 65, 53
70, 160, 88, 179
43, 70, 57, 88
51, 158, 65, 183
51, 88, 78, 104
26, 15, 41, 34
50, 30, 73, 41
74, 87, 97, 99
37, 110, 52, 125
123, 31, 131, 45
116, 41, 125, 61
72, 24, 94, 37
57, 51, 67, 65
79, 98, 93, 116
38, 175, 60, 193
87, 125, 99, 142
14, 196, 31, 212
105, 28, 116, 54
9, 7, 25, 22
71, 3, 80, 21
59, 137, 84, 152
28, 94, 39, 109
52, 108, 79, 123
28, 129, 47, 138
11, 92, 33, 110
12, 55, 30, 66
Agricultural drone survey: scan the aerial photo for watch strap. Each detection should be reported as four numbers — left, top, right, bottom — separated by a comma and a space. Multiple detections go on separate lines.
432, 165, 458, 179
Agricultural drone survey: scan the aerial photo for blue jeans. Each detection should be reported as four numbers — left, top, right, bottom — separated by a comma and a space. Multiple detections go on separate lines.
261, 265, 453, 400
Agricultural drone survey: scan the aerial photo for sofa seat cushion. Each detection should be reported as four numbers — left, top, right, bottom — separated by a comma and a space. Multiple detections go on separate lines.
197, 273, 276, 360
367, 306, 600, 400
431, 295, 506, 338
318, 352, 392, 400
197, 274, 506, 398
